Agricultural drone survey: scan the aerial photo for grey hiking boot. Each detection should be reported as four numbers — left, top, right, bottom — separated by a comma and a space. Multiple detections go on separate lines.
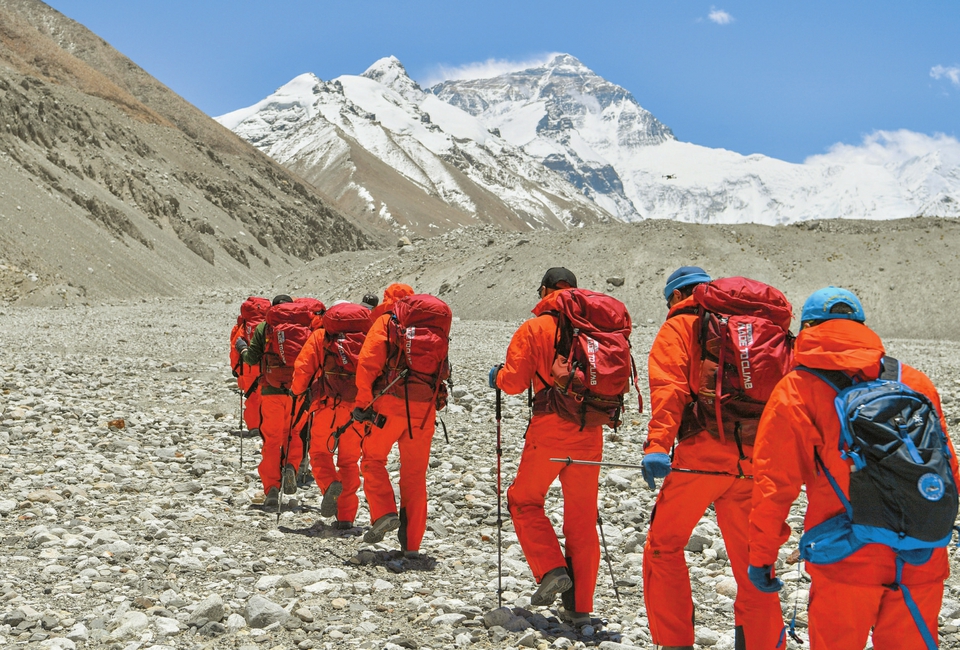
363, 513, 401, 543
560, 607, 591, 628
282, 464, 297, 495
320, 481, 343, 518
334, 520, 354, 530
263, 486, 280, 508
531, 567, 573, 606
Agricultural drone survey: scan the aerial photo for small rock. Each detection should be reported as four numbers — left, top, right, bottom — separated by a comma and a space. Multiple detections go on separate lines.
606, 277, 625, 287
244, 595, 290, 628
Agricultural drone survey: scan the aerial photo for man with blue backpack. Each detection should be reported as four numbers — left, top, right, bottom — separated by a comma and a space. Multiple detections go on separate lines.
748, 287, 960, 650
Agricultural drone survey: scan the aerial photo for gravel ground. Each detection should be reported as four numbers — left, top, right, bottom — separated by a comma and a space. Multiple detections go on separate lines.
1, 297, 959, 650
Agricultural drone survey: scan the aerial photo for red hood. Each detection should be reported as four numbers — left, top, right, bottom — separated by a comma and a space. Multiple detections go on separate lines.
794, 319, 885, 377
531, 288, 572, 316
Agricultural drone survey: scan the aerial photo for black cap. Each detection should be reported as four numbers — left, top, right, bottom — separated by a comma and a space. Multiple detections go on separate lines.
272, 294, 293, 306
361, 293, 379, 309
540, 267, 577, 290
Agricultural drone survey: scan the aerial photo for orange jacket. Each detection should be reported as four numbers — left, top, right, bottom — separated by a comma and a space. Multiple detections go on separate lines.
495, 289, 569, 396
292, 327, 325, 401
645, 296, 750, 472
749, 319, 958, 583
355, 311, 431, 419
230, 323, 260, 392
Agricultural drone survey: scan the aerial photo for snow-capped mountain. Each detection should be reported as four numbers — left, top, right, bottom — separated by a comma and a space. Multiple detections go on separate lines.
431, 54, 960, 224
216, 57, 612, 236
220, 54, 960, 233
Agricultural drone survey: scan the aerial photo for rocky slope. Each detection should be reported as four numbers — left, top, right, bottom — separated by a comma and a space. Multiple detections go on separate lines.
0, 0, 373, 306
0, 297, 959, 650
216, 57, 613, 238
266, 216, 960, 342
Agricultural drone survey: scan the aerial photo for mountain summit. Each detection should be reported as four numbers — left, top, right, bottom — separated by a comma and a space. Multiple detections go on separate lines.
217, 57, 611, 236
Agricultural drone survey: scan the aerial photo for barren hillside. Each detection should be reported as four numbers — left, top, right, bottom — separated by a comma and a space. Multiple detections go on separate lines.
0, 0, 374, 306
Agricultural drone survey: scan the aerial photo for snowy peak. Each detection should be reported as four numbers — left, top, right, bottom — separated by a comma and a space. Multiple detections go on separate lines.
361, 55, 422, 101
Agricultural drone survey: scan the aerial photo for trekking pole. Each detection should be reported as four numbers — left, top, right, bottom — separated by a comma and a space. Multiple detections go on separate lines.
549, 457, 753, 479
597, 511, 621, 603
239, 388, 244, 467
327, 370, 409, 453
495, 387, 504, 609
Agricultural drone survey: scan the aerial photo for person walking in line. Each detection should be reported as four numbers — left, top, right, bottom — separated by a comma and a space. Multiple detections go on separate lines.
490, 267, 634, 628
355, 284, 451, 557
748, 287, 959, 650
641, 267, 788, 650
235, 295, 311, 507
230, 296, 270, 437
292, 301, 372, 529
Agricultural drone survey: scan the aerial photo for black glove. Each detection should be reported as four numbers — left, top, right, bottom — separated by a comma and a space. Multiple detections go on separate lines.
352, 406, 374, 423
234, 338, 248, 353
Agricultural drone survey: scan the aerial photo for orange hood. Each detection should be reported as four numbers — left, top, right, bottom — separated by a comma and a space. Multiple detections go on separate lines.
531, 287, 574, 316
370, 283, 414, 321
794, 319, 885, 377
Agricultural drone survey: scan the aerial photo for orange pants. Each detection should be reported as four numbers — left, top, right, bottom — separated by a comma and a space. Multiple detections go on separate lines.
360, 407, 436, 552
258, 393, 304, 494
309, 404, 363, 523
808, 577, 942, 650
644, 472, 783, 649
507, 414, 602, 614
243, 387, 262, 431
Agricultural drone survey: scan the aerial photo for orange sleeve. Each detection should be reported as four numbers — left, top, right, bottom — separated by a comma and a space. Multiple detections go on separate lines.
748, 372, 820, 566
645, 315, 697, 455
230, 324, 242, 373
496, 314, 555, 396
355, 314, 391, 407
291, 329, 324, 396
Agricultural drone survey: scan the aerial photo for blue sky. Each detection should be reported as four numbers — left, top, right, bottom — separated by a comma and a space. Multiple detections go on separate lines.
45, 0, 960, 164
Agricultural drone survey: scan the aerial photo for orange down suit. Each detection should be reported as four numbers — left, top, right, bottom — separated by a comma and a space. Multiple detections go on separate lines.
355, 284, 437, 552
643, 296, 783, 649
496, 289, 602, 614
292, 327, 364, 523
749, 319, 959, 650
230, 323, 262, 431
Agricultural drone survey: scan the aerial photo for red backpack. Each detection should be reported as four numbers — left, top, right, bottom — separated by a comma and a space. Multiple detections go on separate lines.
231, 296, 270, 375
317, 302, 372, 404
294, 297, 326, 330
677, 277, 794, 446
375, 294, 452, 413
261, 301, 314, 390
534, 289, 639, 429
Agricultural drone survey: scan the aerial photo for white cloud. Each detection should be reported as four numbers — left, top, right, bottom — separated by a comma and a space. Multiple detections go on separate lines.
805, 130, 960, 167
420, 53, 562, 87
708, 7, 734, 25
931, 64, 960, 87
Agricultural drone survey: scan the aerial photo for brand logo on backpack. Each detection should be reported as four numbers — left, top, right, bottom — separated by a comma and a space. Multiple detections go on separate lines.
277, 331, 286, 364
586, 336, 599, 386
737, 322, 754, 389
918, 473, 946, 502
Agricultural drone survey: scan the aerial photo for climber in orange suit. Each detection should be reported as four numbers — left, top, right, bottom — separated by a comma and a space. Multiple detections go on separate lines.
491, 267, 600, 627
642, 267, 783, 650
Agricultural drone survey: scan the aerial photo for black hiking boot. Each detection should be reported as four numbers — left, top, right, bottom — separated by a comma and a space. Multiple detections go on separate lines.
531, 567, 573, 606
320, 481, 342, 518
334, 520, 354, 530
263, 486, 279, 508
363, 513, 401, 543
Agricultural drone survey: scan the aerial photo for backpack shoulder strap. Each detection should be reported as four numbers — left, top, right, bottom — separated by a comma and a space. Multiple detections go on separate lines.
796, 366, 854, 393
879, 356, 901, 382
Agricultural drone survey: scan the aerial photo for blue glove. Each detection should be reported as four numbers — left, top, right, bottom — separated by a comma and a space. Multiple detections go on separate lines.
640, 452, 672, 490
488, 364, 503, 389
234, 338, 248, 353
747, 564, 784, 593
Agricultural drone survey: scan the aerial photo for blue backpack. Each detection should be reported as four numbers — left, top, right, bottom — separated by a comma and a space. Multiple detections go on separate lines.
797, 357, 958, 650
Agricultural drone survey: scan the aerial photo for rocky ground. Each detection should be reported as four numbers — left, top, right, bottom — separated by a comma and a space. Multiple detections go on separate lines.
1, 296, 960, 650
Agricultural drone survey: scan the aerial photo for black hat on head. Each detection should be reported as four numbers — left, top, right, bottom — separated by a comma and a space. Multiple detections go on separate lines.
361, 293, 379, 309
540, 267, 577, 290
272, 294, 293, 306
